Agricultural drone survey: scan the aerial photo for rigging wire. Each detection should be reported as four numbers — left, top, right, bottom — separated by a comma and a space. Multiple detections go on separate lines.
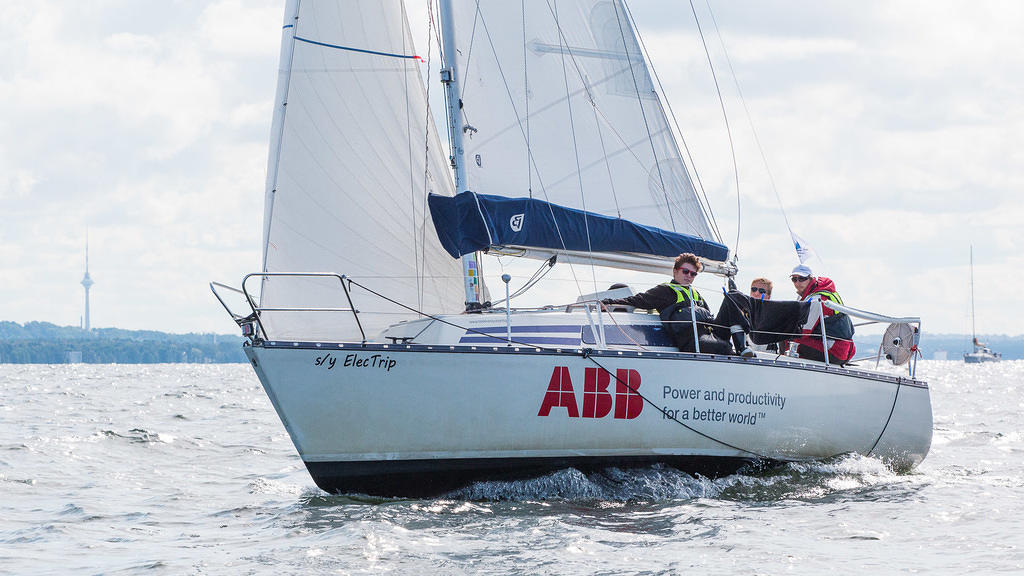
450, 2, 741, 301
437, 1, 455, 172
550, 0, 601, 298
458, 1, 481, 103
592, 100, 622, 219
702, 0, 796, 237
622, 1, 722, 244
541, 1, 717, 286
522, 0, 533, 199
419, 0, 443, 310
687, 0, 742, 258
472, 5, 589, 301
489, 256, 558, 306
610, 0, 677, 232
400, 0, 422, 311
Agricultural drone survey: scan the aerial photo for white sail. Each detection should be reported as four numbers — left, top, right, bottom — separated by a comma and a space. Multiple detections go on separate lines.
447, 0, 720, 258
260, 0, 464, 341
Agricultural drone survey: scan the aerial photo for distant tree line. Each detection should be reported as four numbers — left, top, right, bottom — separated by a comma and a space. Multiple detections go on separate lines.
0, 321, 246, 364
853, 333, 1024, 361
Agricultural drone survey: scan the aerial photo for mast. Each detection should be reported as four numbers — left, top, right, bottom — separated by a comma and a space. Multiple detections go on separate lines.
438, 0, 485, 309
970, 245, 977, 346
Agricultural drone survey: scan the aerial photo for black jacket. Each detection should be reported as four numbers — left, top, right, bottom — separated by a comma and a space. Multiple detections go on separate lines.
604, 281, 708, 315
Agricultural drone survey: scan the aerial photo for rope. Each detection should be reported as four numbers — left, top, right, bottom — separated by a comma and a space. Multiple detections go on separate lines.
490, 257, 557, 306
867, 380, 903, 457
686, 0, 741, 256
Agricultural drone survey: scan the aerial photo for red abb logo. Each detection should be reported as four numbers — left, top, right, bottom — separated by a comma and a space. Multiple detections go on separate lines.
537, 366, 643, 419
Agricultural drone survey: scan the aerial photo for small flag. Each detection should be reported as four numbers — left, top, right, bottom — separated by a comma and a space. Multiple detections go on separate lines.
790, 230, 818, 265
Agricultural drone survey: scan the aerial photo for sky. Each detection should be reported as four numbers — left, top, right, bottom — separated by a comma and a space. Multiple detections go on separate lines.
1, 1, 1022, 337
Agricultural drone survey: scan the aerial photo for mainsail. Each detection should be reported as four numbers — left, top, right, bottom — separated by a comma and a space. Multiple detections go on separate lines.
260, 0, 463, 340
437, 0, 724, 269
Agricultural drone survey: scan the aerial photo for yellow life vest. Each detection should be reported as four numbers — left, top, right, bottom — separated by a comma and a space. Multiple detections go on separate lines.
663, 282, 704, 308
807, 290, 843, 306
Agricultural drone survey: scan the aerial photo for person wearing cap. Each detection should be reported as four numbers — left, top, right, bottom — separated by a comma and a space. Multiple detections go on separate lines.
787, 264, 855, 364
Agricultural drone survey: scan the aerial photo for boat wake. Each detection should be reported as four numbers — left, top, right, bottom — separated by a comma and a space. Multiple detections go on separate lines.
440, 454, 917, 503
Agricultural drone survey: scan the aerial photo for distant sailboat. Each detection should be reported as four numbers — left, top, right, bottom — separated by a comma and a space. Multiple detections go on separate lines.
964, 246, 1001, 363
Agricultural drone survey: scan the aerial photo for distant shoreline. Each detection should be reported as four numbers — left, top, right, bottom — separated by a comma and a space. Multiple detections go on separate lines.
0, 321, 245, 364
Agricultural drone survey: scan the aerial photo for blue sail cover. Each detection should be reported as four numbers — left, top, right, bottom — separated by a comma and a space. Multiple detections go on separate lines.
428, 192, 730, 262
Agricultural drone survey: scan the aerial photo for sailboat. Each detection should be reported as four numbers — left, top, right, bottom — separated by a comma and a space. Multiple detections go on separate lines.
964, 246, 1001, 363
212, 0, 932, 497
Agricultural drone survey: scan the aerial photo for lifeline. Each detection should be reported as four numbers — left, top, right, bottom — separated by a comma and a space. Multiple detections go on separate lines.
726, 391, 786, 411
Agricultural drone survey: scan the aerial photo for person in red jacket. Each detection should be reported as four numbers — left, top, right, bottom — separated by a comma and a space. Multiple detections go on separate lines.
788, 264, 856, 364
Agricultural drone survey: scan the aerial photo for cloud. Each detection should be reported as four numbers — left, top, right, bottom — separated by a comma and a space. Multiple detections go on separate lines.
0, 0, 278, 332
0, 0, 1020, 337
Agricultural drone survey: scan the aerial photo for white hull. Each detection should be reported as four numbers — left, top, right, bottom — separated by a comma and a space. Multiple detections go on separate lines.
246, 337, 932, 496
964, 352, 1001, 363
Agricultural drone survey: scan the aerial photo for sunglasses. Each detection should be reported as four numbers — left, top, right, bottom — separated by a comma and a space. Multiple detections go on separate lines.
750, 287, 768, 295
790, 276, 810, 282
676, 268, 698, 277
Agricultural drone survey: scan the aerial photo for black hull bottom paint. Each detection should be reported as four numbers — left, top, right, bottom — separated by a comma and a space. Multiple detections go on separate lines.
305, 455, 762, 498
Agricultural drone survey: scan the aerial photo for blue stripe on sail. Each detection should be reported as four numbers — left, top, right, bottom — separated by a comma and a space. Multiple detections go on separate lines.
458, 336, 582, 345
428, 191, 729, 262
293, 36, 421, 60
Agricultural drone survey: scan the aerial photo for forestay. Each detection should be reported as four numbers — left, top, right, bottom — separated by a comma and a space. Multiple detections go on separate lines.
442, 0, 724, 268
260, 0, 463, 341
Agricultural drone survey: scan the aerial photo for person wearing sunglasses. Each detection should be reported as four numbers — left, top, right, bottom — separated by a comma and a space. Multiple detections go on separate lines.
786, 264, 855, 364
749, 278, 772, 300
602, 253, 708, 315
743, 278, 779, 354
602, 253, 731, 354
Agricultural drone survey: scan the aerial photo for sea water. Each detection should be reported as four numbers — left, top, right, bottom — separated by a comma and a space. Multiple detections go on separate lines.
1, 360, 1022, 574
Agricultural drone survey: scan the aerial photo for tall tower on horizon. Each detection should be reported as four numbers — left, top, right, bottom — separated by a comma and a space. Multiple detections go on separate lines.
81, 235, 94, 331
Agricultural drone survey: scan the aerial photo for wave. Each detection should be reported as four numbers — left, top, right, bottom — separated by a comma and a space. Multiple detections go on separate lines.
438, 454, 918, 503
